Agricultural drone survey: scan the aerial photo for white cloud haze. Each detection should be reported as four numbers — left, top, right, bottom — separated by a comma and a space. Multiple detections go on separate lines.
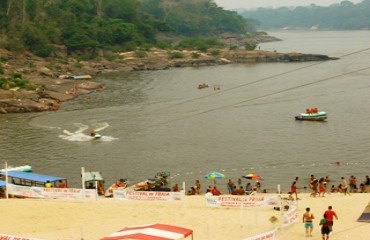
214, 0, 362, 9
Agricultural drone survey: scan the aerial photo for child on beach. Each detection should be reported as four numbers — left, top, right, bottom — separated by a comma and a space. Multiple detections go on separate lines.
320, 214, 330, 240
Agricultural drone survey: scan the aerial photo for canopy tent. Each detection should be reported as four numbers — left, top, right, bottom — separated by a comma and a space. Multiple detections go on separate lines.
357, 201, 370, 222
0, 171, 66, 188
100, 223, 193, 240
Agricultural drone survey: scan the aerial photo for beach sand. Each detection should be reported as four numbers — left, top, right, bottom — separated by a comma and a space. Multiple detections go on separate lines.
0, 192, 369, 240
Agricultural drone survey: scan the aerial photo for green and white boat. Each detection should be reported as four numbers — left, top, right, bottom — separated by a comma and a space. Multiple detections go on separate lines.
295, 111, 327, 121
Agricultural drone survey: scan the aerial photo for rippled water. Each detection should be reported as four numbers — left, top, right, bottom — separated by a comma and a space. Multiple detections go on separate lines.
1, 31, 369, 193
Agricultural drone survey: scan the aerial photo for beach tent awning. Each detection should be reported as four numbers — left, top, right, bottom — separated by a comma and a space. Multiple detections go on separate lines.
100, 223, 193, 240
0, 180, 5, 187
357, 201, 370, 222
84, 171, 104, 182
0, 171, 65, 183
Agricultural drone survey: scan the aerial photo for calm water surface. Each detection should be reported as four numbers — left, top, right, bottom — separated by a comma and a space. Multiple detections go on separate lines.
1, 31, 370, 192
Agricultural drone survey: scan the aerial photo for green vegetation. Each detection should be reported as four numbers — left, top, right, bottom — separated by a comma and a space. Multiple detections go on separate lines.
239, 0, 370, 30
0, 0, 256, 57
175, 37, 225, 52
168, 51, 184, 59
244, 43, 257, 50
0, 74, 36, 90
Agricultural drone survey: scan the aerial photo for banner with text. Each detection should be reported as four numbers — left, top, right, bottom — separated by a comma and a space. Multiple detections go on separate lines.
283, 205, 298, 227
7, 184, 97, 199
243, 228, 278, 240
0, 233, 47, 240
205, 195, 279, 207
113, 190, 185, 201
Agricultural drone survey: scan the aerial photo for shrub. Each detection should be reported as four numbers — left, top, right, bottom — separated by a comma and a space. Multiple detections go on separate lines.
168, 51, 184, 59
32, 44, 53, 57
0, 56, 8, 62
191, 52, 200, 58
135, 50, 147, 58
245, 43, 257, 50
210, 49, 220, 56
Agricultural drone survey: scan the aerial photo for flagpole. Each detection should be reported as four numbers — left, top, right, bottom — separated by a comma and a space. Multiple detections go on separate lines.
81, 167, 85, 190
5, 161, 8, 199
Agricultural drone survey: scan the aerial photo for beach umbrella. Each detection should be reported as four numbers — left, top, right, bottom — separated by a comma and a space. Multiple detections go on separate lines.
205, 171, 225, 184
204, 171, 225, 180
242, 173, 264, 181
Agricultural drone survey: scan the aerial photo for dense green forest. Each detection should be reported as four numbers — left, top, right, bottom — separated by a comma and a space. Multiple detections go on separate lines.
0, 0, 256, 57
239, 0, 370, 30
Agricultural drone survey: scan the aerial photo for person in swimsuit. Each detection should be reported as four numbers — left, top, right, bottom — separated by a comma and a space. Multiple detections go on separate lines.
303, 207, 315, 237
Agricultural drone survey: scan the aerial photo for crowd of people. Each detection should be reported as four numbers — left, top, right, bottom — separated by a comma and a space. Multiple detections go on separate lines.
174, 178, 266, 196
171, 174, 370, 199
306, 174, 370, 197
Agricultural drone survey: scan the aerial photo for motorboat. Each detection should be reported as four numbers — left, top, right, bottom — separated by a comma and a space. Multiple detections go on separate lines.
0, 165, 32, 172
295, 108, 327, 121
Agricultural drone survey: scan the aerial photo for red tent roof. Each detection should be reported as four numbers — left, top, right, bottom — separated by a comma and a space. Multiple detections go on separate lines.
100, 223, 193, 240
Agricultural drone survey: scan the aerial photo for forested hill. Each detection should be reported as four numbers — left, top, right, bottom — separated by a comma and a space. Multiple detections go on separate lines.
0, 0, 256, 57
239, 0, 370, 30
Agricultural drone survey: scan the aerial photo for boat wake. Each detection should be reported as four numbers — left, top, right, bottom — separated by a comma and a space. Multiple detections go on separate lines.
59, 122, 118, 142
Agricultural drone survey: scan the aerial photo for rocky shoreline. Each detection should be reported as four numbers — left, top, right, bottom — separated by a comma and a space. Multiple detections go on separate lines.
0, 46, 338, 113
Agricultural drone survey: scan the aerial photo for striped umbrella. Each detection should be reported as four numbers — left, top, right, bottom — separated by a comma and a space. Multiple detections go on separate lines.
242, 173, 264, 181
205, 171, 225, 180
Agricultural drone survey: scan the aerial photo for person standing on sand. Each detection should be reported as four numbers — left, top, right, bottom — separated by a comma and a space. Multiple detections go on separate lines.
303, 207, 315, 237
289, 181, 298, 200
324, 206, 338, 233
364, 175, 370, 193
227, 179, 234, 194
319, 214, 330, 240
340, 177, 350, 195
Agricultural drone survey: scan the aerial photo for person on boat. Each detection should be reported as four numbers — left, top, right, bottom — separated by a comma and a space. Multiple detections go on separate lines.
58, 180, 67, 188
90, 130, 96, 136
45, 180, 52, 188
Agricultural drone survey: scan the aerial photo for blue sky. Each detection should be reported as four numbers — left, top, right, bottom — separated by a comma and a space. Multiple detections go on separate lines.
214, 0, 362, 9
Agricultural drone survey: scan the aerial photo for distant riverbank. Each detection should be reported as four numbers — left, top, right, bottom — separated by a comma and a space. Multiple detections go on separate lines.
0, 44, 337, 113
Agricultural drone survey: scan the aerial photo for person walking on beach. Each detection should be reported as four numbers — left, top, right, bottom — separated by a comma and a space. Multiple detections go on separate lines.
324, 206, 338, 233
195, 180, 201, 194
319, 214, 330, 240
318, 178, 326, 197
303, 207, 314, 237
289, 181, 298, 200
227, 179, 234, 194
364, 175, 370, 193
340, 177, 350, 195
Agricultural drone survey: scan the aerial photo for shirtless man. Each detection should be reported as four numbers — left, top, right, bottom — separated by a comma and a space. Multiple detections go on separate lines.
303, 207, 315, 237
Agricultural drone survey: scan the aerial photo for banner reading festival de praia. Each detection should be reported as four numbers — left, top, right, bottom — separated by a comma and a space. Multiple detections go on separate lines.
113, 190, 185, 201
7, 184, 97, 199
205, 195, 279, 207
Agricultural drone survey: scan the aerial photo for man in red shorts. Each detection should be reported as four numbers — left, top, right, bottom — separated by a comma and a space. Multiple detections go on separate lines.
324, 206, 338, 233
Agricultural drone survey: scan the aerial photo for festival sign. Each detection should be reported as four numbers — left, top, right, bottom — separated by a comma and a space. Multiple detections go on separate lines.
205, 195, 279, 207
243, 228, 278, 240
113, 190, 185, 201
283, 205, 298, 227
0, 233, 47, 240
7, 184, 97, 199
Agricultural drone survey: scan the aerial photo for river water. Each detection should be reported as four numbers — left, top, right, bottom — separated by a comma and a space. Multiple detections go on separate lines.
1, 31, 369, 193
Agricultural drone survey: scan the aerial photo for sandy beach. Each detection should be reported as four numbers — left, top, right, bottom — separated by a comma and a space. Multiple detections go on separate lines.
0, 192, 369, 240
